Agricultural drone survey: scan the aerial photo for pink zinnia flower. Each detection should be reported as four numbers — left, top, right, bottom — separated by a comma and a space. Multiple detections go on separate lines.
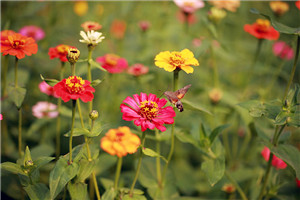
32, 101, 59, 119
272, 41, 294, 60
261, 146, 287, 169
120, 93, 176, 132
127, 64, 149, 76
173, 0, 205, 14
39, 81, 58, 98
177, 11, 197, 24
96, 54, 128, 74
0, 114, 3, 120
19, 25, 45, 41
138, 21, 151, 32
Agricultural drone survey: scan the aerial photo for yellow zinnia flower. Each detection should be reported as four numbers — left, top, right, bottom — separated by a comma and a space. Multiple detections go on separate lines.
154, 49, 199, 74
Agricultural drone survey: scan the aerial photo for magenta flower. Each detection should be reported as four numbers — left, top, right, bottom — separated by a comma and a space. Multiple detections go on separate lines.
261, 146, 287, 170
173, 0, 205, 14
39, 81, 58, 98
96, 54, 128, 74
19, 25, 45, 41
138, 21, 151, 32
0, 114, 3, 121
120, 93, 176, 132
127, 64, 149, 76
273, 41, 294, 60
32, 101, 59, 119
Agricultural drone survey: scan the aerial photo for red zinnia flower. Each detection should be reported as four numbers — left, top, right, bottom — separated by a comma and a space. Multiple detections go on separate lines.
120, 93, 176, 132
296, 1, 300, 10
48, 44, 74, 62
81, 21, 102, 32
244, 19, 279, 40
53, 76, 95, 102
96, 54, 128, 73
261, 146, 287, 169
1, 30, 16, 42
1, 32, 38, 59
296, 178, 300, 188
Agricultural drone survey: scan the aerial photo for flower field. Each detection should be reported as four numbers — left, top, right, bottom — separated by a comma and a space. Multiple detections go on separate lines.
1, 1, 300, 200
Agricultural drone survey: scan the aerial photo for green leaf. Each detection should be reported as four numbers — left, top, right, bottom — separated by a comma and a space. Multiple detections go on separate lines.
67, 182, 89, 200
33, 157, 55, 172
271, 144, 300, 179
209, 124, 230, 144
64, 127, 90, 137
27, 118, 52, 138
7, 86, 26, 109
40, 74, 59, 86
287, 111, 300, 127
181, 99, 212, 115
238, 100, 281, 119
49, 157, 79, 199
101, 187, 117, 200
75, 159, 96, 182
142, 147, 167, 163
24, 183, 50, 200
94, 154, 117, 175
91, 79, 102, 87
100, 178, 114, 190
250, 8, 300, 35
31, 144, 55, 160
89, 59, 107, 72
1, 162, 27, 176
86, 121, 105, 137
123, 194, 147, 200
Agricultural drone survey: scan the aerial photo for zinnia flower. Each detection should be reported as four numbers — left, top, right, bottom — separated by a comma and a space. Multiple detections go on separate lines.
209, 0, 240, 12
1, 30, 16, 42
127, 64, 149, 76
173, 0, 205, 14
1, 32, 38, 59
269, 1, 289, 17
261, 146, 287, 169
73, 1, 88, 16
120, 93, 176, 132
79, 30, 105, 46
138, 21, 151, 32
39, 81, 58, 97
19, 25, 45, 41
273, 41, 294, 60
48, 44, 73, 62
296, 1, 300, 10
32, 101, 59, 119
101, 126, 141, 157
244, 19, 280, 40
110, 20, 127, 39
0, 114, 3, 120
222, 183, 236, 193
53, 76, 95, 102
96, 54, 128, 73
154, 49, 199, 74
81, 21, 102, 32
296, 178, 300, 188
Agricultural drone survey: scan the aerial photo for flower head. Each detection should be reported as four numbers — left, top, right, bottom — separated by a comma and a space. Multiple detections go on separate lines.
74, 1, 88, 16
96, 54, 128, 73
272, 41, 294, 60
39, 81, 59, 98
81, 21, 102, 32
89, 110, 99, 120
270, 1, 289, 17
261, 146, 287, 169
101, 126, 141, 157
209, 0, 240, 12
53, 76, 95, 102
173, 0, 205, 14
0, 114, 3, 120
207, 7, 227, 24
110, 20, 127, 39
19, 25, 45, 41
296, 1, 300, 10
138, 21, 151, 32
127, 64, 149, 76
155, 49, 199, 74
79, 30, 105, 46
1, 32, 38, 59
48, 44, 74, 62
1, 30, 16, 42
32, 101, 59, 119
209, 88, 223, 104
67, 47, 80, 64
244, 19, 280, 40
120, 93, 176, 132
222, 183, 236, 193
296, 178, 300, 188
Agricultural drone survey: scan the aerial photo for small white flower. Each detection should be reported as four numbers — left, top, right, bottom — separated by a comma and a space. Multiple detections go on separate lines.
79, 30, 105, 46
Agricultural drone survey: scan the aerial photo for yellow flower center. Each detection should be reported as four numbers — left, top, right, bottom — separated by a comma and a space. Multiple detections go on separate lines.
183, 2, 194, 7
65, 76, 85, 93
106, 54, 120, 66
256, 19, 271, 32
169, 52, 185, 68
139, 100, 159, 120
57, 45, 69, 54
8, 36, 25, 49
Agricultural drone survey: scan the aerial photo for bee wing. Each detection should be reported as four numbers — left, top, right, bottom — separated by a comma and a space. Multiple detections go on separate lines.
174, 84, 192, 99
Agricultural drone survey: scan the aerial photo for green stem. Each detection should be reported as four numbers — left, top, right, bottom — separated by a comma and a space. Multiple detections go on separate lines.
114, 157, 123, 190
69, 100, 77, 164
282, 35, 300, 103
87, 48, 93, 124
92, 172, 101, 200
18, 108, 22, 158
173, 69, 179, 91
71, 63, 75, 76
129, 131, 146, 197
2, 55, 9, 97
210, 45, 219, 88
14, 57, 19, 88
225, 171, 248, 200
155, 129, 162, 187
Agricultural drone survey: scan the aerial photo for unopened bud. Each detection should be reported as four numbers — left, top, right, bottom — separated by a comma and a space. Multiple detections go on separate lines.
209, 88, 223, 104
67, 48, 80, 64
222, 183, 236, 193
89, 110, 99, 120
207, 7, 227, 24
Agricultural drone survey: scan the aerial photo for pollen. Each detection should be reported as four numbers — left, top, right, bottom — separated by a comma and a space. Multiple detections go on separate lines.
139, 100, 159, 121
57, 45, 69, 54
256, 19, 271, 32
65, 76, 85, 94
169, 52, 185, 68
106, 54, 120, 66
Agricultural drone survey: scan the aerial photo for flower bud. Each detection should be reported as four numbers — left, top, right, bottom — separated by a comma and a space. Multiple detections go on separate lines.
67, 47, 80, 64
207, 7, 227, 24
89, 110, 99, 120
270, 1, 289, 17
222, 183, 236, 193
209, 88, 223, 104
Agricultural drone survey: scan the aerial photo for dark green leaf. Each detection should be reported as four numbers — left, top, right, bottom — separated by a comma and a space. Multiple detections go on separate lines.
94, 154, 117, 175
287, 111, 300, 127
250, 8, 300, 35
31, 144, 55, 160
209, 124, 230, 144
33, 157, 55, 172
67, 182, 89, 200
86, 121, 105, 137
40, 74, 59, 86
142, 147, 167, 163
181, 99, 212, 115
1, 162, 27, 176
24, 183, 50, 200
123, 194, 147, 200
89, 59, 107, 72
75, 159, 96, 182
100, 178, 114, 190
7, 86, 26, 108
238, 100, 281, 119
101, 187, 117, 200
91, 79, 102, 87
64, 127, 90, 137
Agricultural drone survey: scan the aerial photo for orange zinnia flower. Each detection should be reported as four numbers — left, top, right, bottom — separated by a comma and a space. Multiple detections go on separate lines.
1, 33, 38, 59
101, 126, 141, 157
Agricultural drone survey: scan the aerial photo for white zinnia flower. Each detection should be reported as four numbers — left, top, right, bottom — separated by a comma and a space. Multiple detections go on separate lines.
79, 30, 105, 46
